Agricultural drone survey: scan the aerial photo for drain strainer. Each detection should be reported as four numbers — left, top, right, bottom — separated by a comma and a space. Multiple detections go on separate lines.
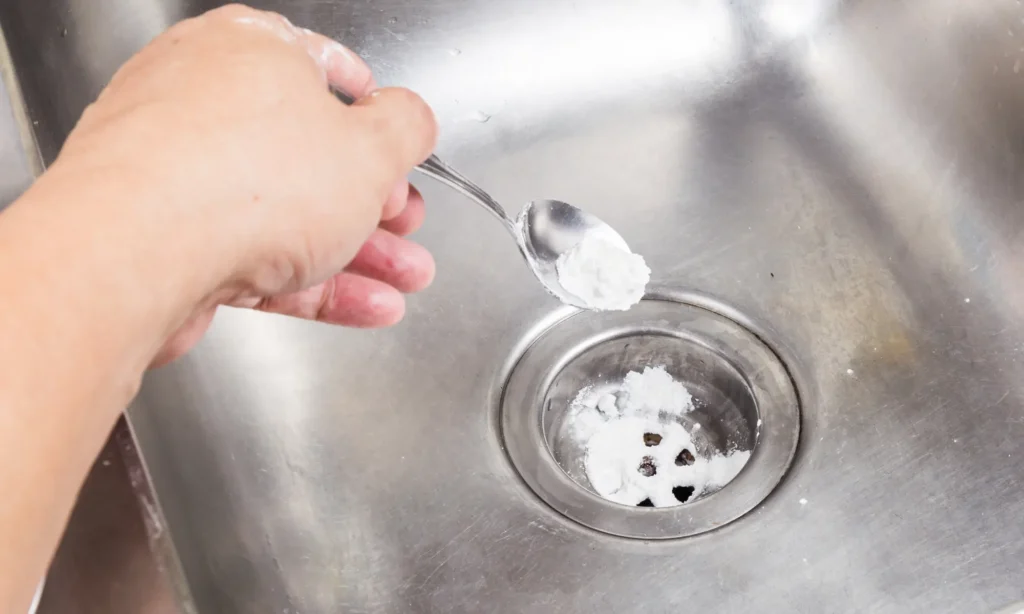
500, 296, 800, 539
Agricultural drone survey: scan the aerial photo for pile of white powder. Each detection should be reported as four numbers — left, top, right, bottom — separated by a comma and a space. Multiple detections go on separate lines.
568, 366, 751, 508
555, 234, 650, 311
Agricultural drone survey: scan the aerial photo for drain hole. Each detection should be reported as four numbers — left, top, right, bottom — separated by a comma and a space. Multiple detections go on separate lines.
643, 432, 662, 447
672, 485, 695, 503
637, 498, 654, 507
638, 456, 657, 477
675, 449, 695, 466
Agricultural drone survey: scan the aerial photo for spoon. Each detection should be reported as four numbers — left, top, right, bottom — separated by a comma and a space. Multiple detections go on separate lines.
332, 90, 632, 308
416, 155, 634, 307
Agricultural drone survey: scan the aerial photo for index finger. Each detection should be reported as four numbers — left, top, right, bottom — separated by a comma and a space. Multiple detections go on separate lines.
296, 26, 377, 98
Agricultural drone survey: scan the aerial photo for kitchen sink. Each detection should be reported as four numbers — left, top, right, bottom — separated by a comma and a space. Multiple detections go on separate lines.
4, 0, 1024, 612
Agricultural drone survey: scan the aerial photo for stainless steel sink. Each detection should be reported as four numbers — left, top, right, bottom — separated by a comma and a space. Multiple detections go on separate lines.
5, 1, 1024, 612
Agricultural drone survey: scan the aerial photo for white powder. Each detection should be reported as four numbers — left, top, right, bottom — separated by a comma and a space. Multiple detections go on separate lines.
568, 366, 689, 442
568, 366, 751, 508
586, 418, 696, 507
566, 386, 607, 442
596, 393, 619, 417
556, 234, 650, 311
703, 451, 750, 488
622, 366, 692, 415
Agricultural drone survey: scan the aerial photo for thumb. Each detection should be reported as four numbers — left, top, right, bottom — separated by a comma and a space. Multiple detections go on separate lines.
351, 87, 438, 181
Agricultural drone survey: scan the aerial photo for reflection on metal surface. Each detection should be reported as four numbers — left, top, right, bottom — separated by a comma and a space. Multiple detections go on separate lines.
760, 0, 838, 39
3, 0, 1024, 611
0, 25, 37, 207
28, 581, 42, 614
399, 0, 740, 124
501, 295, 799, 538
0, 0, 184, 164
38, 422, 185, 614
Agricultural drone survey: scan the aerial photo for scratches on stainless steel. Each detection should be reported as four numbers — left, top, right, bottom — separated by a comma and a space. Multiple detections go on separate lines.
991, 389, 1011, 409
414, 516, 487, 590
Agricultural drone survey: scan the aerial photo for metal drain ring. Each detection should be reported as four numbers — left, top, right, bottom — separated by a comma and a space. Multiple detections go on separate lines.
500, 295, 800, 539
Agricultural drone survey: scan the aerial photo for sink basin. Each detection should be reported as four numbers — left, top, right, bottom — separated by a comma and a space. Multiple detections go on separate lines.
4, 0, 1024, 612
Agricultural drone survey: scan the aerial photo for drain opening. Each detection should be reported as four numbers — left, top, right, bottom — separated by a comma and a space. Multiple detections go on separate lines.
672, 485, 695, 503
637, 456, 657, 477
675, 449, 695, 466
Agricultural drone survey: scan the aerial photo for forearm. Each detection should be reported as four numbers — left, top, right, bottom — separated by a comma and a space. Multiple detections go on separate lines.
0, 162, 196, 612
0, 5, 438, 609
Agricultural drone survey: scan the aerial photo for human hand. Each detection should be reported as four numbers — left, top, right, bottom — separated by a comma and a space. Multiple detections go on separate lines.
47, 4, 437, 365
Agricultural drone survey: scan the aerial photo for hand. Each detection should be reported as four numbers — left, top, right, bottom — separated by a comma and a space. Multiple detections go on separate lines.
48, 4, 438, 366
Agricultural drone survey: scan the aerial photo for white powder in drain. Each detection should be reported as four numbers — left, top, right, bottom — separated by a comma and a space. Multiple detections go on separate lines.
586, 418, 695, 507
568, 366, 751, 508
703, 451, 750, 488
556, 234, 650, 311
623, 366, 692, 415
568, 366, 689, 442
566, 386, 607, 442
596, 393, 619, 416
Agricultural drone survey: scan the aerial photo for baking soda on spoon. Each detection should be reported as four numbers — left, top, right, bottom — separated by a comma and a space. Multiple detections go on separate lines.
556, 234, 650, 310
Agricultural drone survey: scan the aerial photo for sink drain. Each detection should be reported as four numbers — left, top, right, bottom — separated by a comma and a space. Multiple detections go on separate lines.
500, 296, 800, 539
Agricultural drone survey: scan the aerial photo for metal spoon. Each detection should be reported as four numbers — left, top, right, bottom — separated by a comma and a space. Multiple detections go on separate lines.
330, 89, 631, 308
414, 155, 631, 308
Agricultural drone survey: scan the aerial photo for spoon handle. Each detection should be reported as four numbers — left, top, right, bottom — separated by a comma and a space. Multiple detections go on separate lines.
414, 155, 516, 232
331, 88, 517, 234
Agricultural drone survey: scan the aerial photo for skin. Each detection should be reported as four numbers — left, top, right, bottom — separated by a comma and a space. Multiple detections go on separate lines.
0, 5, 437, 611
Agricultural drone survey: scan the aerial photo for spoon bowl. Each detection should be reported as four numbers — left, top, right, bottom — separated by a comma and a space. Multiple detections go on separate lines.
415, 155, 634, 309
515, 199, 631, 307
